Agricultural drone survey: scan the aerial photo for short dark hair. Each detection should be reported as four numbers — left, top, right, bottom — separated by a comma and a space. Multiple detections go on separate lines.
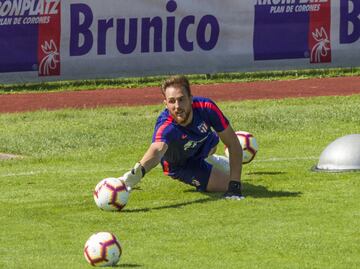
161, 75, 191, 97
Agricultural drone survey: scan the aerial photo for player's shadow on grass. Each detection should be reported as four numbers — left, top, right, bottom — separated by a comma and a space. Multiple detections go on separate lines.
123, 182, 300, 213
117, 264, 143, 268
246, 171, 286, 176
122, 197, 216, 213
186, 182, 301, 199
242, 183, 301, 198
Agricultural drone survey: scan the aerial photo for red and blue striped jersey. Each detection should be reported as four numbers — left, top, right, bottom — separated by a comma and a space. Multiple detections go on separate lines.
152, 96, 229, 165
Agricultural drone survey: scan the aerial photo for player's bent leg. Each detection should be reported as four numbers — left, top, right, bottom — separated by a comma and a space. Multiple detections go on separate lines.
206, 167, 231, 192
205, 154, 230, 175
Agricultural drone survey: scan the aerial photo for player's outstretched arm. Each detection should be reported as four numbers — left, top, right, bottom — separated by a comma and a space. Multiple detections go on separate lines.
218, 125, 243, 181
218, 125, 244, 200
121, 142, 168, 190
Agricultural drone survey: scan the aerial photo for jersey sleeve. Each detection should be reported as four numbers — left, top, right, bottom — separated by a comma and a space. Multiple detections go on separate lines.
193, 98, 229, 132
152, 115, 174, 144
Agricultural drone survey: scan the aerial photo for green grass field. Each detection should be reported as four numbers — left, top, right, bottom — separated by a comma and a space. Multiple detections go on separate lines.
0, 95, 359, 268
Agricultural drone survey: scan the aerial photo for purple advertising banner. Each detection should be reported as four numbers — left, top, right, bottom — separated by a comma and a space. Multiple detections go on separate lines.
0, 0, 359, 84
0, 0, 61, 74
253, 0, 332, 64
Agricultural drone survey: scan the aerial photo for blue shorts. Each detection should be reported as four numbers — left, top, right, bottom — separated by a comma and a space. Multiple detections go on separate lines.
161, 133, 219, 191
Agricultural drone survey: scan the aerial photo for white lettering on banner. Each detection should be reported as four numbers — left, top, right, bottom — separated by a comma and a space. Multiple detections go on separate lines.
295, 4, 320, 11
270, 6, 285, 13
0, 0, 60, 17
257, 0, 295, 4
22, 16, 50, 24
256, 0, 327, 4
0, 17, 12, 25
257, 0, 326, 13
69, 0, 220, 56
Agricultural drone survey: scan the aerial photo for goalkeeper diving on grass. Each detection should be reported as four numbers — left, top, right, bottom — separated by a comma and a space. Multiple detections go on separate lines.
121, 75, 245, 200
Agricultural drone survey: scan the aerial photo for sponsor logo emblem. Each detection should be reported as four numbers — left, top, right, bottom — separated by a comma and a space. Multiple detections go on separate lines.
253, 0, 331, 64
197, 122, 209, 133
183, 133, 210, 151
184, 141, 198, 151
0, 0, 61, 75
310, 27, 331, 63
39, 40, 60, 76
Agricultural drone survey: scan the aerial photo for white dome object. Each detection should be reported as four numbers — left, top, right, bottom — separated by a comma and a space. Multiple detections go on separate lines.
315, 134, 360, 172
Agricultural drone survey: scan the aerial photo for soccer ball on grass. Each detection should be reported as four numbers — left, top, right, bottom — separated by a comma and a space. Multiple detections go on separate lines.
225, 131, 258, 164
93, 177, 129, 211
84, 232, 122, 267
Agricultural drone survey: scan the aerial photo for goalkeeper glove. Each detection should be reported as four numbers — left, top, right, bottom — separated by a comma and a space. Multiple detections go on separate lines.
121, 162, 146, 191
224, 180, 245, 200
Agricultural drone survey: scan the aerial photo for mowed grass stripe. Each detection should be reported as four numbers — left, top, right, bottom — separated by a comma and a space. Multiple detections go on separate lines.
0, 157, 321, 178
